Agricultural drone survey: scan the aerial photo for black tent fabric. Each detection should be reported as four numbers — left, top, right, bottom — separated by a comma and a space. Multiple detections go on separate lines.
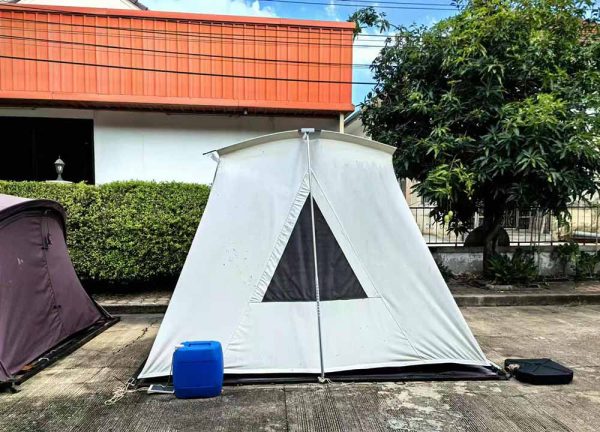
263, 197, 367, 302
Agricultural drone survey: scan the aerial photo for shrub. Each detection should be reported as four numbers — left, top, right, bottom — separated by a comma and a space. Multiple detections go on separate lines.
553, 241, 600, 280
553, 241, 580, 276
574, 251, 600, 280
487, 248, 538, 285
435, 259, 454, 282
0, 181, 210, 287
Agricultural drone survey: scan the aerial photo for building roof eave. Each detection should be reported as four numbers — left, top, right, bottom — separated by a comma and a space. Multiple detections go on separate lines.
0, 3, 355, 29
0, 96, 354, 117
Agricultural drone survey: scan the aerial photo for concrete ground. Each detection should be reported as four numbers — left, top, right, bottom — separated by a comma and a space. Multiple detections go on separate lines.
450, 279, 600, 306
1, 306, 600, 431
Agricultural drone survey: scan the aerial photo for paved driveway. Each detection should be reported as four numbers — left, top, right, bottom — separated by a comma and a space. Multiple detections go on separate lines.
1, 306, 599, 431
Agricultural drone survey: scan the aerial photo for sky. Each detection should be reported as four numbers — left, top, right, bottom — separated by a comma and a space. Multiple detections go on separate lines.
142, 0, 460, 108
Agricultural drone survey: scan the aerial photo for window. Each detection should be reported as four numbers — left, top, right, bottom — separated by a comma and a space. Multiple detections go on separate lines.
0, 117, 94, 183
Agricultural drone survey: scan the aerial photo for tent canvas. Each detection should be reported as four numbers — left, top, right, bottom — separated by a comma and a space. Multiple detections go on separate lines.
139, 130, 491, 380
0, 194, 116, 385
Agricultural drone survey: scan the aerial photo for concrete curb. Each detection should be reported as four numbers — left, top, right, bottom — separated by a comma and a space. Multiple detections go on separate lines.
454, 293, 600, 307
99, 293, 600, 314
102, 304, 168, 314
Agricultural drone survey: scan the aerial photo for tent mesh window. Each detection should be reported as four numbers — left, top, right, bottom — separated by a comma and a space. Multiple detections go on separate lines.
263, 197, 367, 302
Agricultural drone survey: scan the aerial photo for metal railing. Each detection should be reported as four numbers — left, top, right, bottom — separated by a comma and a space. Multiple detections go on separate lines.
411, 205, 600, 247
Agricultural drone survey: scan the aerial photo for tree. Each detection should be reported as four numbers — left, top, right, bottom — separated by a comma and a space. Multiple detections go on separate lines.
354, 0, 600, 273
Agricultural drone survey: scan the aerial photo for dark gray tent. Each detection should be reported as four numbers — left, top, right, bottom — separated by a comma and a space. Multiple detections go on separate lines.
0, 194, 115, 386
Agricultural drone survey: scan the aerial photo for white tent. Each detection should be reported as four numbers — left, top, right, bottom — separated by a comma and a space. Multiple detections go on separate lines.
138, 130, 490, 380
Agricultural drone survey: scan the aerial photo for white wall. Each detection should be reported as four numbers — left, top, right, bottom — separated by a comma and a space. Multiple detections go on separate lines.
0, 107, 338, 185
431, 245, 600, 277
93, 111, 338, 184
344, 115, 367, 138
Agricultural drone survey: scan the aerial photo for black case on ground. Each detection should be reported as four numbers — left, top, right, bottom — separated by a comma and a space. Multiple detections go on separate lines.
504, 358, 573, 385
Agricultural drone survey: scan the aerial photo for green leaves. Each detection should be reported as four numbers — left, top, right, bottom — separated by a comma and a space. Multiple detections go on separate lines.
0, 180, 210, 286
358, 0, 600, 234
347, 7, 391, 37
554, 241, 600, 279
487, 248, 539, 284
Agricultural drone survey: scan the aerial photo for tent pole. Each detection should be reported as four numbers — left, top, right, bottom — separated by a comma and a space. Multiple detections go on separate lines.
302, 128, 326, 382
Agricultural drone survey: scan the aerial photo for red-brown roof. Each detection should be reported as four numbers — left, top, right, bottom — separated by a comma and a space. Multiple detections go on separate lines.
0, 4, 355, 114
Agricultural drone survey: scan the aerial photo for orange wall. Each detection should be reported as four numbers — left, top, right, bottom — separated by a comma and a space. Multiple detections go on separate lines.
0, 5, 354, 114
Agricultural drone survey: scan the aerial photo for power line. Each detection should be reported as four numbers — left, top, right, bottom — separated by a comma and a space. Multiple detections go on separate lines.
0, 7, 402, 39
0, 33, 374, 68
322, 0, 451, 4
1, 1, 457, 14
0, 14, 392, 48
259, 0, 457, 10
0, 54, 377, 85
0, 13, 396, 48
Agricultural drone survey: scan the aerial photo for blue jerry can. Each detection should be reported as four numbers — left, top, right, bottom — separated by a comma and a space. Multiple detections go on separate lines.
172, 341, 223, 399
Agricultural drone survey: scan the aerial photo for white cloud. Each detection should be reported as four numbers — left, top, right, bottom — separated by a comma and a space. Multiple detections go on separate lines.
352, 30, 390, 105
353, 32, 386, 66
325, 0, 338, 20
424, 15, 441, 28
144, 0, 277, 17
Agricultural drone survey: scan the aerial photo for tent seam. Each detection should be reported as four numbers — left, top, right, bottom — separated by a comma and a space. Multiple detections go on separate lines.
251, 172, 311, 303
311, 173, 426, 361
222, 173, 310, 357
310, 174, 380, 299
39, 214, 67, 340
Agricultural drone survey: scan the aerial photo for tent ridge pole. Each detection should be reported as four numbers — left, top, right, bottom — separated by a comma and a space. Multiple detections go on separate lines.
301, 128, 325, 382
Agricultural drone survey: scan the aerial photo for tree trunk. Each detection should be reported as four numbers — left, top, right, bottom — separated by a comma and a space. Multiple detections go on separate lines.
482, 203, 505, 276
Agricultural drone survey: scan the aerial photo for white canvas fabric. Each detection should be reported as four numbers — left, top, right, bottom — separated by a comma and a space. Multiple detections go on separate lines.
139, 130, 489, 379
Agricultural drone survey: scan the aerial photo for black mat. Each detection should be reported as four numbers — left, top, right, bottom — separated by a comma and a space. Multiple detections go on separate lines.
504, 358, 573, 385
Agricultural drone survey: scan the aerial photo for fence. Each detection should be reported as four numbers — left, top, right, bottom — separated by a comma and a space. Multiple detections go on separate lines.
411, 205, 600, 247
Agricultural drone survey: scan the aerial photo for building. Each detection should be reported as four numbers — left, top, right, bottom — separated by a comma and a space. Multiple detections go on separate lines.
343, 109, 366, 138
0, 0, 147, 11
0, 4, 354, 184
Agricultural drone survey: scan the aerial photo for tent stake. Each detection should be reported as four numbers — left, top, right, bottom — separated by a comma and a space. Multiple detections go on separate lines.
301, 128, 326, 382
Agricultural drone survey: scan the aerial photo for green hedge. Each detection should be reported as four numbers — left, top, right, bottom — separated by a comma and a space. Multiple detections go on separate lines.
0, 181, 210, 287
